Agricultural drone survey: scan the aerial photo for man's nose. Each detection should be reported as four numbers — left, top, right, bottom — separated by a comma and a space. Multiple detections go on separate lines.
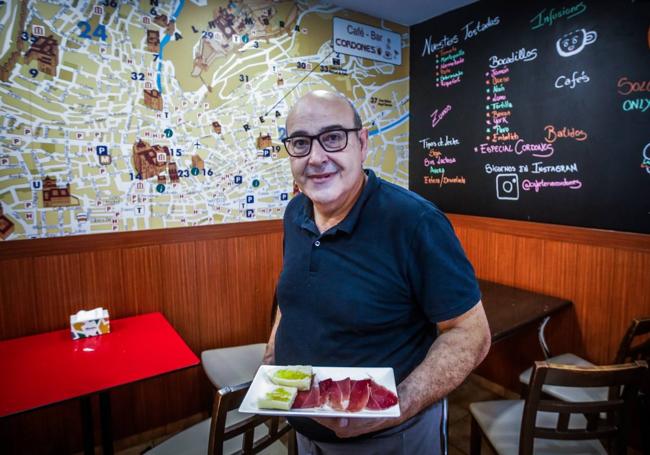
308, 138, 328, 164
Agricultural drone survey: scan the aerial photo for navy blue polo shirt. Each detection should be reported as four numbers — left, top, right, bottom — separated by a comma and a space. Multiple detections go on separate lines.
275, 169, 480, 442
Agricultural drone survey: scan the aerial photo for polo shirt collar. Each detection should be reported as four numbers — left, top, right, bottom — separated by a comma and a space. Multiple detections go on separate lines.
297, 169, 378, 236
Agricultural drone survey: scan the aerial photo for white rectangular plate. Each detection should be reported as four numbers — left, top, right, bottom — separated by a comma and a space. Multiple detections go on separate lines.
239, 366, 400, 418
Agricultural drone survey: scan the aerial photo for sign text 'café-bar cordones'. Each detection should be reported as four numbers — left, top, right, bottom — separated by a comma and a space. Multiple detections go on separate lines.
333, 17, 402, 65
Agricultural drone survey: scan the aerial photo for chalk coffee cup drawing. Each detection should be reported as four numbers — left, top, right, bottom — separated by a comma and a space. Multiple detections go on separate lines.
556, 28, 598, 57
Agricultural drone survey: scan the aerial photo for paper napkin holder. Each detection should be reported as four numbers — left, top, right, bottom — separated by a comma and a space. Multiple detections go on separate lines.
70, 307, 110, 340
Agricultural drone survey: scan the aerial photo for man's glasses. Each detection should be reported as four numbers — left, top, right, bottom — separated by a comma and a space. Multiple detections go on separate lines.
282, 128, 361, 157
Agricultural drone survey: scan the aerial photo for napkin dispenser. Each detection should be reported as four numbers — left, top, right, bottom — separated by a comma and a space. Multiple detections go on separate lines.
70, 307, 110, 340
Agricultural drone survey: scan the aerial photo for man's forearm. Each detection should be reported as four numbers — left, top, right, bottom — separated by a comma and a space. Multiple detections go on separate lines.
263, 309, 281, 365
306, 302, 490, 439
397, 301, 491, 422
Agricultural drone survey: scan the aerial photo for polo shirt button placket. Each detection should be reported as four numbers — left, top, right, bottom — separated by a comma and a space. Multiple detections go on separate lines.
309, 239, 321, 274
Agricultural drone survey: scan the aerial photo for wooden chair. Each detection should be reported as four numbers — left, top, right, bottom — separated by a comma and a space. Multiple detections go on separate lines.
519, 316, 650, 399
147, 343, 295, 455
519, 317, 650, 453
470, 360, 648, 455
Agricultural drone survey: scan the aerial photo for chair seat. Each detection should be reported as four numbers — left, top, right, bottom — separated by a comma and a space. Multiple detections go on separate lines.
147, 410, 288, 455
469, 400, 607, 455
201, 343, 267, 388
148, 342, 293, 455
519, 353, 608, 402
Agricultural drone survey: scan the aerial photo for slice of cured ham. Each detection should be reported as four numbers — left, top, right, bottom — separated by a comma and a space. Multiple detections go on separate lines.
347, 379, 371, 412
326, 379, 345, 410
335, 378, 351, 409
366, 380, 399, 410
288, 376, 399, 412
293, 383, 321, 409
317, 378, 334, 407
315, 377, 351, 410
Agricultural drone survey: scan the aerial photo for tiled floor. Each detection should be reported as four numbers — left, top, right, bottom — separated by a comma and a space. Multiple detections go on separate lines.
447, 375, 502, 455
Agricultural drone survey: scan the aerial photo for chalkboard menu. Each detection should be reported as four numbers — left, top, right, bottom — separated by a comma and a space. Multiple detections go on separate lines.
409, 0, 650, 234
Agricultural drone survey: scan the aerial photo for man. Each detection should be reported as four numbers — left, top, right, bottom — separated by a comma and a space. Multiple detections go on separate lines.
264, 90, 491, 454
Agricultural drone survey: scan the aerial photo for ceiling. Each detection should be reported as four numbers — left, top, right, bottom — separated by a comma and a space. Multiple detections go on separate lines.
327, 0, 479, 26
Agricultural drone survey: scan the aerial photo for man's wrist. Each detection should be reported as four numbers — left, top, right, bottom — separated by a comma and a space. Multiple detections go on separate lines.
395, 382, 426, 424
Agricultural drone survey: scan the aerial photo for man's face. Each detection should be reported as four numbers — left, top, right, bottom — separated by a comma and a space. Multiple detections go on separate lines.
287, 96, 368, 211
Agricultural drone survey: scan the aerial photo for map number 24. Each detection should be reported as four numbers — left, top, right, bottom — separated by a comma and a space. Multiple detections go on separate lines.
77, 21, 107, 41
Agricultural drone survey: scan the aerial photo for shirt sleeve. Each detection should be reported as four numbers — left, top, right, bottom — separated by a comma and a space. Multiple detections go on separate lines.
406, 206, 481, 323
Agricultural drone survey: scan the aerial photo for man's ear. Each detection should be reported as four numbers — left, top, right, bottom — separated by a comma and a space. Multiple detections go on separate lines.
358, 127, 369, 162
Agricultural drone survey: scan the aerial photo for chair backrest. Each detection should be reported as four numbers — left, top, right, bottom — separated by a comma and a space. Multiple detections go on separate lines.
519, 360, 648, 455
207, 381, 292, 455
614, 316, 650, 365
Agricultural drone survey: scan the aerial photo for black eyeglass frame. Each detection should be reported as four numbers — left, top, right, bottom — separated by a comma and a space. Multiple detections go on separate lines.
281, 128, 362, 157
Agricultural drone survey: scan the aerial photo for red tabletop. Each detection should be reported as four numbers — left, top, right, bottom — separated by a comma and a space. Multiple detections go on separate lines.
0, 312, 199, 418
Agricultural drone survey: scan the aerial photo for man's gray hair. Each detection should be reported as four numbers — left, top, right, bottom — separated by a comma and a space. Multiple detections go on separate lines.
346, 98, 363, 129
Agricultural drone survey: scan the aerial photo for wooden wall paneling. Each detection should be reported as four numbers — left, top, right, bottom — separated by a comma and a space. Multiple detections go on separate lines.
485, 231, 517, 285
514, 239, 578, 359
628, 250, 650, 313
209, 235, 251, 384
0, 221, 284, 261
120, 241, 203, 439
480, 230, 517, 285
119, 245, 164, 317
110, 375, 205, 444
455, 226, 485, 278
538, 240, 579, 297
571, 245, 618, 364
109, 372, 208, 443
78, 249, 127, 317
114, 375, 175, 438
233, 232, 283, 340
77, 250, 141, 448
610, 249, 650, 359
158, 242, 205, 422
512, 236, 547, 292
194, 233, 281, 351
159, 242, 200, 350
0, 400, 83, 454
32, 254, 83, 333
195, 238, 241, 350
0, 257, 36, 340
155, 368, 206, 428
447, 214, 650, 252
536, 240, 582, 357
599, 248, 629, 363
109, 381, 139, 441
192, 231, 283, 426
476, 238, 570, 387
231, 237, 255, 343
111, 245, 168, 440
451, 215, 650, 392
